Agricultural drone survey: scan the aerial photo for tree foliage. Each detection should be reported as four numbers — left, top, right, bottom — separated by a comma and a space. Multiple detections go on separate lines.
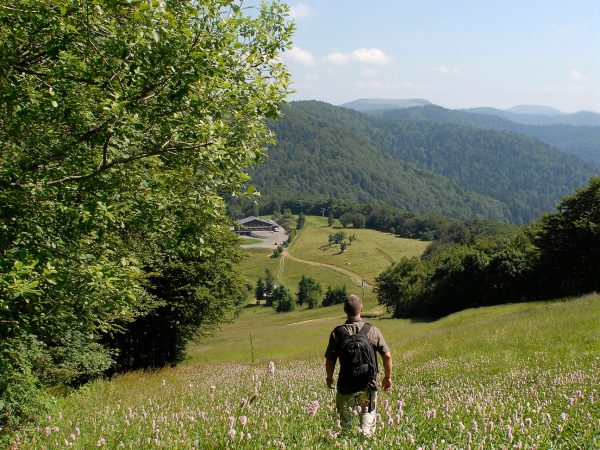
322, 285, 347, 307
254, 101, 596, 223
376, 177, 600, 318
0, 0, 292, 429
264, 269, 276, 306
103, 229, 249, 372
533, 177, 600, 297
296, 212, 306, 230
296, 276, 322, 308
273, 285, 294, 312
255, 278, 265, 303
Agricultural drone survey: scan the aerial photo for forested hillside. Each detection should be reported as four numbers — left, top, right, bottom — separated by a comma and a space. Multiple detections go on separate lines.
255, 101, 597, 223
374, 105, 600, 164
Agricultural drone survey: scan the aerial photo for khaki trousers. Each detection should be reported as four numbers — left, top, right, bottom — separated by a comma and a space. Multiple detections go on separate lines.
335, 389, 377, 435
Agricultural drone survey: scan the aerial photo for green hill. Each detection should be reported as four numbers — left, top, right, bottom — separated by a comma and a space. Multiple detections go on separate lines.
255, 101, 596, 223
375, 104, 600, 164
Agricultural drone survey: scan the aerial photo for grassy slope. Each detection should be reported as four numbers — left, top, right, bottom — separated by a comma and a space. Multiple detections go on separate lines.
287, 216, 430, 284
14, 218, 600, 448
193, 218, 599, 371
20, 295, 599, 448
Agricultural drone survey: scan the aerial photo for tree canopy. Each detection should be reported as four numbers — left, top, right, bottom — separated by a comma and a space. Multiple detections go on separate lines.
0, 0, 292, 430
376, 177, 600, 318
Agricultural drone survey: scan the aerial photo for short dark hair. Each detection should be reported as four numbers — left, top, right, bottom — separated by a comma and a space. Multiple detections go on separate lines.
344, 294, 362, 317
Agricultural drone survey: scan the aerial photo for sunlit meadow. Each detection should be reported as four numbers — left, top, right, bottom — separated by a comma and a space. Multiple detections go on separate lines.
10, 295, 600, 449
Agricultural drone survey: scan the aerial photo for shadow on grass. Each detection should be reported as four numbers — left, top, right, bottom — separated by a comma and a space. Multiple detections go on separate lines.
244, 302, 270, 309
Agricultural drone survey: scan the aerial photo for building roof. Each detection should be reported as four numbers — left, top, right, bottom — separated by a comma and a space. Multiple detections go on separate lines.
237, 216, 279, 226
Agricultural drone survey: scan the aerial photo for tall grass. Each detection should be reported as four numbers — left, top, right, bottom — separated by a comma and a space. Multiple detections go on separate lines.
12, 295, 600, 448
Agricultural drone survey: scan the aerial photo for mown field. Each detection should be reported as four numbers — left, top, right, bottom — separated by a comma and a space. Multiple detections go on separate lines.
287, 216, 430, 284
10, 219, 600, 448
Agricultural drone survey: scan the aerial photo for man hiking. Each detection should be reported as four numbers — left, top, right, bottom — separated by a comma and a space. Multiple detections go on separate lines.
325, 294, 393, 435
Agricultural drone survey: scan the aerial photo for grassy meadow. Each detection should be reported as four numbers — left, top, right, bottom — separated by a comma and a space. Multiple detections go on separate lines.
10, 219, 600, 448
287, 216, 430, 284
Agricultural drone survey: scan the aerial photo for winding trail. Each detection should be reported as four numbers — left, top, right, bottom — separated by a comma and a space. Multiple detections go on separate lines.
280, 251, 375, 288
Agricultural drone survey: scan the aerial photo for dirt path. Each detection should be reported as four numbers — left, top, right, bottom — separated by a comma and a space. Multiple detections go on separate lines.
277, 251, 286, 278
280, 251, 375, 288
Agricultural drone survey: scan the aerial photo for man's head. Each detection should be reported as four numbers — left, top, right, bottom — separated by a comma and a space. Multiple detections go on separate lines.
343, 294, 363, 318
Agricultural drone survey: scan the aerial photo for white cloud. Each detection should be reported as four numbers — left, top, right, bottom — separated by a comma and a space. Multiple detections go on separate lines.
284, 46, 317, 66
361, 67, 378, 77
570, 69, 585, 81
433, 65, 460, 75
351, 48, 392, 65
323, 48, 392, 66
289, 3, 317, 20
322, 52, 350, 65
304, 74, 319, 81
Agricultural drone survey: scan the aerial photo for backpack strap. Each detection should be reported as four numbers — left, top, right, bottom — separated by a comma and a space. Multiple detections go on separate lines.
335, 322, 371, 340
357, 322, 372, 336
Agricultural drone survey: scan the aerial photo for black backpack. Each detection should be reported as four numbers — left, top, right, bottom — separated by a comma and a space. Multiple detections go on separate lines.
335, 323, 378, 395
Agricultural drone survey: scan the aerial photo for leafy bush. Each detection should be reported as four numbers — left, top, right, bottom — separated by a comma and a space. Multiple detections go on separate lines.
274, 286, 295, 312
296, 276, 323, 309
322, 286, 347, 307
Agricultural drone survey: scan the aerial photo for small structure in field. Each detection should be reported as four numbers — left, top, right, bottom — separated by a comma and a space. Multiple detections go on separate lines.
234, 216, 280, 235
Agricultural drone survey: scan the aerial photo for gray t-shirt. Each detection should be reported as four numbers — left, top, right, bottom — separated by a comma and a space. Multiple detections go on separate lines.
324, 318, 390, 362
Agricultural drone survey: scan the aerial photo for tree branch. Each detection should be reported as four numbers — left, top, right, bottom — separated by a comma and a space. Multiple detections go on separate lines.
42, 138, 213, 186
12, 65, 99, 85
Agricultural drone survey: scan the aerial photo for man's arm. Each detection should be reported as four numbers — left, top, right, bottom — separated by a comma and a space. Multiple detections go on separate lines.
325, 358, 336, 389
381, 352, 392, 390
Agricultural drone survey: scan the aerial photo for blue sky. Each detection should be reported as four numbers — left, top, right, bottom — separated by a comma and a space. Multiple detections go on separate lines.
281, 0, 600, 112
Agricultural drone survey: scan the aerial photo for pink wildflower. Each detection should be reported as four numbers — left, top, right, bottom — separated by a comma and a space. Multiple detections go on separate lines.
268, 360, 275, 374
308, 400, 320, 416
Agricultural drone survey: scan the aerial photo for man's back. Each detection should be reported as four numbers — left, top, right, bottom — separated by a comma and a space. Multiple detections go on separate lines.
324, 295, 393, 435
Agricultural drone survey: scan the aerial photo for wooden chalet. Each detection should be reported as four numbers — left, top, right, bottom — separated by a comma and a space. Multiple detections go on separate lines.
234, 216, 280, 235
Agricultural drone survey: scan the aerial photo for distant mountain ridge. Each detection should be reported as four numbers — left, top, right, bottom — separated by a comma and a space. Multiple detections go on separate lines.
374, 105, 600, 164
254, 101, 598, 223
462, 107, 600, 127
341, 98, 600, 126
341, 98, 432, 112
505, 104, 566, 116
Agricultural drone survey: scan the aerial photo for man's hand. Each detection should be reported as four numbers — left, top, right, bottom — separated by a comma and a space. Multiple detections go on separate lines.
326, 377, 335, 389
382, 376, 392, 391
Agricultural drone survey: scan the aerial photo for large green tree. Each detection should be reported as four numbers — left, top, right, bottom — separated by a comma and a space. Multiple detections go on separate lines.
0, 0, 292, 430
296, 275, 322, 308
533, 177, 600, 297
